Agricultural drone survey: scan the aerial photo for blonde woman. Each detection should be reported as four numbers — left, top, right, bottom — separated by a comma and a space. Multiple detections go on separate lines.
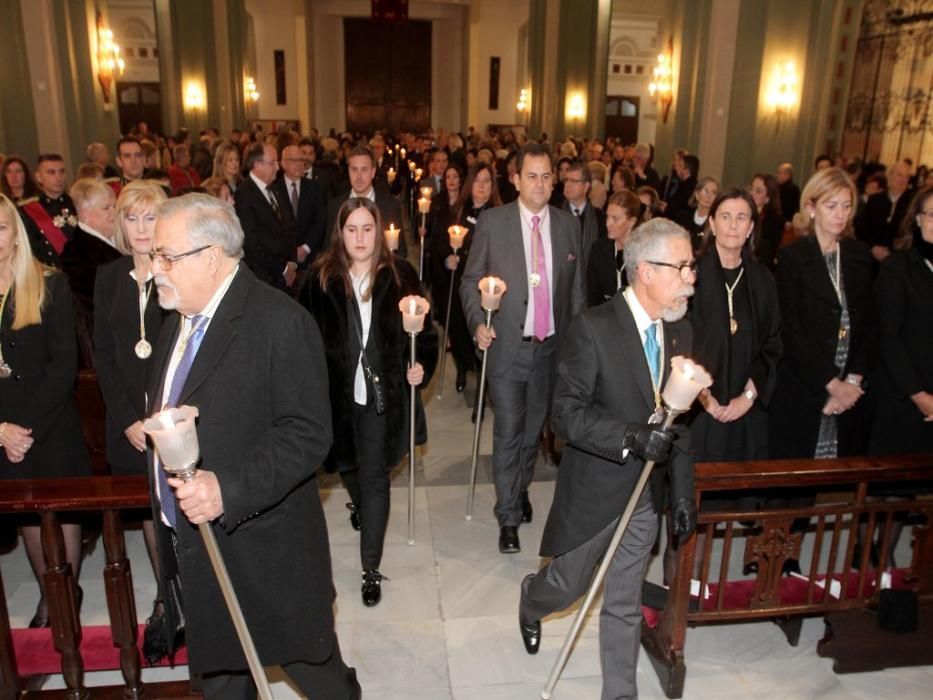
212, 142, 243, 194
0, 194, 90, 627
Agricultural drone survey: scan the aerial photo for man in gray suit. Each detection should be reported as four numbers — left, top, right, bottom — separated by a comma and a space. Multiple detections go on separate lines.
518, 218, 699, 700
460, 143, 585, 554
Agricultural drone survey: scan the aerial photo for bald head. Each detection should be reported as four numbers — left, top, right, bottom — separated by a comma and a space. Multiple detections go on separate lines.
281, 145, 306, 180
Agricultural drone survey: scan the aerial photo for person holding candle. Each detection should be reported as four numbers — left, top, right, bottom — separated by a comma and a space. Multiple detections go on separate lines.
586, 190, 643, 307
0, 194, 91, 628
518, 218, 697, 700
93, 181, 168, 632
145, 193, 360, 697
422, 164, 463, 282
460, 143, 585, 554
301, 197, 437, 607
674, 175, 719, 252
432, 163, 501, 394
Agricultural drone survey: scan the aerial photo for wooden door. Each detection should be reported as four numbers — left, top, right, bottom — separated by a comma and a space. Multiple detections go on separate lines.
605, 95, 639, 144
344, 18, 431, 134
116, 82, 163, 137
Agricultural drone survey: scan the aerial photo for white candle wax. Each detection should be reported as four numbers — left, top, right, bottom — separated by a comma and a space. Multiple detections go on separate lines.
385, 225, 400, 251
399, 295, 429, 334
661, 356, 713, 411
143, 406, 201, 473
479, 276, 507, 311
448, 225, 468, 252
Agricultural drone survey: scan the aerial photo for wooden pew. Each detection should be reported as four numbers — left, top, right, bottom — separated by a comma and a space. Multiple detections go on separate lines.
641, 454, 933, 699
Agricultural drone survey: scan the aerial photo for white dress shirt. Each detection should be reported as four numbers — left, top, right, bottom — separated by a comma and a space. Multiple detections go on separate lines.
350, 271, 373, 405
79, 222, 117, 248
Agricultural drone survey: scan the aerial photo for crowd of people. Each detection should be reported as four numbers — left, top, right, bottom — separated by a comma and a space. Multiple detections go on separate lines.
0, 121, 931, 699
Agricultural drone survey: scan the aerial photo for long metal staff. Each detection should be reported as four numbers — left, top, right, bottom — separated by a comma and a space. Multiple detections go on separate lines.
465, 277, 507, 520
540, 356, 711, 699
144, 409, 273, 700
399, 296, 430, 545
435, 226, 467, 399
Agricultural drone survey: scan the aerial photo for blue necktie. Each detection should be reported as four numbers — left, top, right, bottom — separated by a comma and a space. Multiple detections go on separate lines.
158, 314, 207, 527
644, 323, 660, 389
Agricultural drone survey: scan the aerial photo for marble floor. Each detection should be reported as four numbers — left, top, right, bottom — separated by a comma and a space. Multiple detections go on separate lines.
2, 356, 932, 699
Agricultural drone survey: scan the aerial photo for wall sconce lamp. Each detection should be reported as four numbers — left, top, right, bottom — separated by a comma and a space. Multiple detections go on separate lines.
566, 92, 586, 122
96, 12, 125, 104
516, 88, 530, 112
245, 76, 260, 103
649, 37, 673, 124
766, 60, 799, 119
184, 81, 205, 112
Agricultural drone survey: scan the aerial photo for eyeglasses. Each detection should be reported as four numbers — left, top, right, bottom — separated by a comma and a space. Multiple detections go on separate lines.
149, 245, 212, 270
647, 259, 698, 280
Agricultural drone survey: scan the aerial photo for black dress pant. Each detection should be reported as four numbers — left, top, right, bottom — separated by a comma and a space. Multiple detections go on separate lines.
340, 403, 390, 570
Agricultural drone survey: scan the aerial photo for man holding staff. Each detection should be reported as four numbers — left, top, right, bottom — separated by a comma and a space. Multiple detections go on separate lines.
460, 143, 584, 554
518, 218, 698, 699
146, 194, 359, 699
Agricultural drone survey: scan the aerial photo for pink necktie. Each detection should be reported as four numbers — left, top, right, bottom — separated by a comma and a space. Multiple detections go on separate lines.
532, 215, 550, 341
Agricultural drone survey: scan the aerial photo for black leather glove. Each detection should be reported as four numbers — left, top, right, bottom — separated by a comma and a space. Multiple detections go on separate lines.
672, 498, 697, 538
622, 423, 675, 463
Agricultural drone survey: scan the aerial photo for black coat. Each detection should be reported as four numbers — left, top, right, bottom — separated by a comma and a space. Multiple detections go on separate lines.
779, 180, 800, 223
146, 265, 337, 673
769, 236, 878, 458
300, 259, 438, 471
856, 189, 913, 251
325, 186, 407, 258
688, 250, 782, 461
234, 175, 298, 290
586, 236, 627, 307
93, 257, 166, 474
542, 294, 693, 557
754, 209, 785, 270
60, 225, 122, 368
0, 272, 90, 479
869, 249, 933, 454
272, 175, 327, 264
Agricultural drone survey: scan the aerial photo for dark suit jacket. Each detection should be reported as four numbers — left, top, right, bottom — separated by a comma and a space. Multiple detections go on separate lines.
0, 273, 90, 479
234, 175, 298, 290
325, 186, 407, 258
459, 201, 585, 377
146, 265, 336, 673
308, 160, 341, 203
870, 249, 933, 454
60, 225, 122, 368
769, 236, 878, 457
856, 189, 913, 250
586, 237, 626, 307
779, 180, 800, 223
273, 175, 327, 264
93, 257, 166, 474
540, 294, 693, 557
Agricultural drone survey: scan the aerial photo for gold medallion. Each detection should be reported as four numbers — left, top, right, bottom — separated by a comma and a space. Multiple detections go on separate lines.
838, 327, 847, 340
135, 339, 153, 359
730, 318, 738, 335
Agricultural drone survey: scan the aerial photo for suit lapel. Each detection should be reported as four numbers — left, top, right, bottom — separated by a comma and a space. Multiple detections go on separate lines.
611, 295, 655, 411
800, 236, 841, 308
147, 313, 181, 414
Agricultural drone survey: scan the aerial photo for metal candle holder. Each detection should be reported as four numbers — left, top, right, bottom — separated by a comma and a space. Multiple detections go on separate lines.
417, 194, 431, 281
435, 225, 469, 400
465, 276, 507, 520
540, 356, 713, 699
399, 295, 430, 545
143, 407, 274, 700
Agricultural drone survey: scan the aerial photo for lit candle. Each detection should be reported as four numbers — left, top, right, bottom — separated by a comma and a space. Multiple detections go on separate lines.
448, 224, 468, 252
400, 147, 407, 159
661, 356, 713, 411
479, 276, 507, 311
418, 197, 430, 214
387, 167, 396, 184
399, 294, 430, 334
142, 406, 201, 474
385, 223, 400, 252
420, 186, 434, 200
415, 167, 423, 180
408, 161, 416, 172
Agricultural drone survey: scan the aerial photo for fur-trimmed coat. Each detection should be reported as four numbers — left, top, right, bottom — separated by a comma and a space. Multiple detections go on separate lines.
301, 258, 438, 471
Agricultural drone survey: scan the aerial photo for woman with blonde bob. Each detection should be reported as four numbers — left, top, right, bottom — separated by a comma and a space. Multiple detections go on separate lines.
212, 142, 243, 194
0, 194, 90, 627
770, 167, 877, 461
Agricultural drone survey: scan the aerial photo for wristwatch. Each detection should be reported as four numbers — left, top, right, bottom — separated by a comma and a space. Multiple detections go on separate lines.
743, 389, 756, 401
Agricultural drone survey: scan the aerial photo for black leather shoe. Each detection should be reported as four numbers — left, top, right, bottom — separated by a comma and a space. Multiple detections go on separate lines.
521, 491, 533, 523
499, 526, 520, 553
519, 616, 541, 654
346, 502, 361, 532
456, 368, 467, 393
361, 570, 384, 607
28, 598, 49, 629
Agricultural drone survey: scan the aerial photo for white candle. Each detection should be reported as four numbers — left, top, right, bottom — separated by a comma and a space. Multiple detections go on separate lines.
420, 186, 434, 200
385, 224, 400, 252
418, 197, 430, 214
448, 225, 468, 252
661, 356, 713, 411
399, 295, 430, 334
415, 167, 423, 180
143, 406, 201, 474
387, 167, 396, 184
479, 276, 507, 311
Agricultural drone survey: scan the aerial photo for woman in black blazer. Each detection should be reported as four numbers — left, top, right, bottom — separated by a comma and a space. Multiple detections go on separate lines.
93, 181, 167, 613
770, 167, 878, 460
0, 194, 90, 627
586, 190, 643, 306
301, 197, 438, 607
673, 176, 719, 252
429, 163, 500, 392
421, 164, 462, 291
870, 186, 933, 454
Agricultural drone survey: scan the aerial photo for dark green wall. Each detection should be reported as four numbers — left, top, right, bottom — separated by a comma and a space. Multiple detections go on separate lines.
0, 1, 39, 162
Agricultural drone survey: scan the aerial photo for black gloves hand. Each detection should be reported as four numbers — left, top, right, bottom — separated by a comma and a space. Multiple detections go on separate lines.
622, 423, 675, 463
672, 498, 697, 538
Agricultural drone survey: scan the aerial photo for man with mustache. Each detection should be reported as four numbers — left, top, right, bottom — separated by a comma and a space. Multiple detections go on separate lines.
518, 217, 698, 700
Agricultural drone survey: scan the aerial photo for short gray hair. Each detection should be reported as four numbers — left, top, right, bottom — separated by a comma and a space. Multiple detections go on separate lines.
157, 193, 244, 259
623, 218, 691, 285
